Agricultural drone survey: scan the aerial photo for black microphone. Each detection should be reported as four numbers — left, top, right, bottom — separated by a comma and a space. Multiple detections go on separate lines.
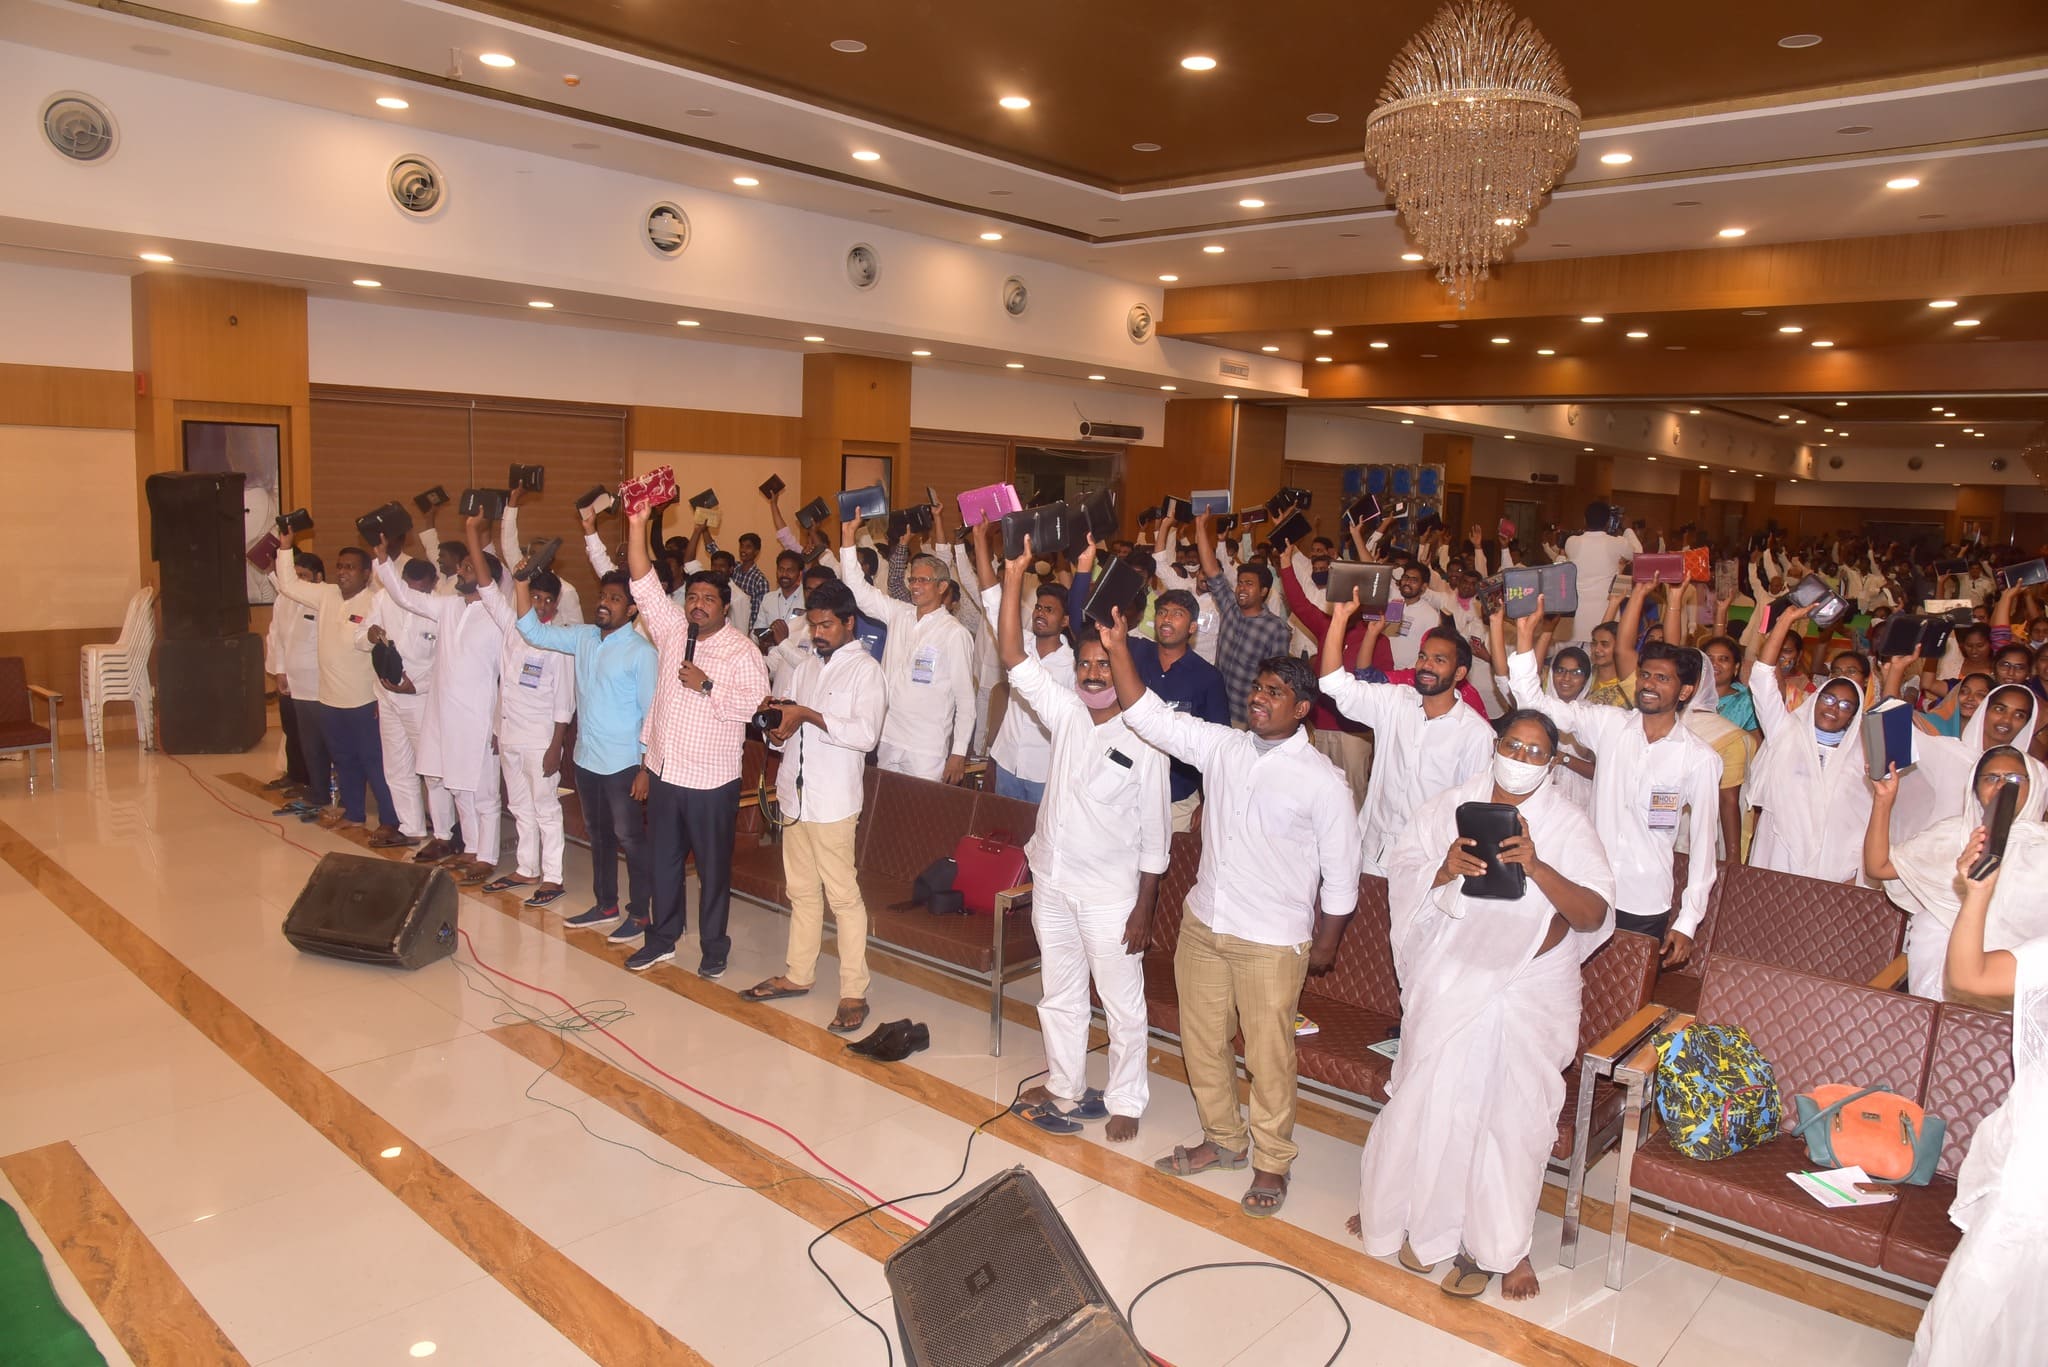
685, 623, 698, 663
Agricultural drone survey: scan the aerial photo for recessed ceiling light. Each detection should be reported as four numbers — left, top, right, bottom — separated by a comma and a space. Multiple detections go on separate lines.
526, 300, 553, 309
803, 335, 825, 343
477, 52, 515, 68
1687, 409, 1702, 415
1698, 463, 1709, 469
1238, 198, 1266, 209
1836, 124, 1873, 135
731, 175, 759, 187
998, 95, 1031, 110
1580, 316, 1604, 324
1087, 374, 1106, 381
1131, 142, 1162, 152
1400, 418, 1415, 424
1778, 34, 1823, 49
1647, 456, 1658, 461
1306, 112, 1340, 123
1312, 327, 1333, 336
1158, 274, 1179, 284
830, 39, 868, 53
1202, 244, 1226, 254
1777, 413, 1792, 420
1599, 151, 1634, 166
1490, 337, 1511, 345
1795, 419, 1808, 424
138, 251, 174, 263
1717, 227, 1747, 239
1584, 446, 1595, 452
1885, 176, 1920, 190
1932, 405, 1946, 411
1836, 400, 1849, 406
1953, 318, 1981, 327
1222, 393, 1240, 400
1160, 384, 1178, 391
1811, 339, 1835, 348
1401, 252, 1425, 262
851, 149, 881, 162
1180, 55, 1217, 71
1370, 341, 1390, 349
910, 349, 931, 357
1260, 345, 1279, 352
1005, 362, 1024, 369
1778, 325, 1804, 334
1936, 442, 1946, 448
352, 278, 381, 288
979, 231, 1003, 241
1626, 330, 1649, 339
1502, 434, 1516, 440
375, 96, 409, 110
1314, 356, 1333, 363
1537, 348, 1556, 355
675, 319, 699, 327
1928, 300, 1958, 309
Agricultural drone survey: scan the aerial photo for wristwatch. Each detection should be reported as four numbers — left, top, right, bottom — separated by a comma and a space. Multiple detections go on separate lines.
698, 676, 713, 695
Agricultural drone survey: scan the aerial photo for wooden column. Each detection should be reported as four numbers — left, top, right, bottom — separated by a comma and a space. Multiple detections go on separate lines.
1573, 449, 1613, 503
1423, 429, 1475, 532
1232, 403, 1286, 509
1952, 484, 2005, 543
1676, 469, 1711, 532
1752, 478, 1779, 531
798, 353, 911, 506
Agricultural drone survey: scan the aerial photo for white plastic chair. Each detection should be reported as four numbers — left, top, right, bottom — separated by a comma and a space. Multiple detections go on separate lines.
81, 585, 157, 751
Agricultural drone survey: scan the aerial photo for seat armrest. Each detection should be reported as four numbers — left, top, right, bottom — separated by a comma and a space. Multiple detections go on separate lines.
28, 684, 62, 702
994, 881, 1033, 916
737, 792, 762, 810
1615, 1011, 1692, 1084
1584, 1004, 1674, 1076
1869, 954, 1909, 991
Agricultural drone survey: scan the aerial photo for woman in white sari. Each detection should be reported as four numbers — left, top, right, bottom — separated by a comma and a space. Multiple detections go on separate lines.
1910, 829, 2048, 1365
1867, 746, 2048, 1001
1745, 646, 1870, 883
1348, 708, 1615, 1302
1891, 682, 2042, 843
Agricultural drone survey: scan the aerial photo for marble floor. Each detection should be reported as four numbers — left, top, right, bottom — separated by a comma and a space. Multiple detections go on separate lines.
0, 740, 1923, 1366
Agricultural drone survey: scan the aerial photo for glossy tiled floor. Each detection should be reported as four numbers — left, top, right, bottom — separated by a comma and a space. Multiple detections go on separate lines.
0, 741, 1919, 1366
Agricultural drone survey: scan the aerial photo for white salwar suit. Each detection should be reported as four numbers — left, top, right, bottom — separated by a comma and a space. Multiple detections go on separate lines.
1359, 772, 1615, 1273
1911, 937, 2048, 1365
1743, 662, 1871, 884
1886, 775, 2048, 1002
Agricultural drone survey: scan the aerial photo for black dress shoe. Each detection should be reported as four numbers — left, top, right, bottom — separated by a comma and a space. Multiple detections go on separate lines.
862, 1021, 931, 1063
848, 1020, 910, 1059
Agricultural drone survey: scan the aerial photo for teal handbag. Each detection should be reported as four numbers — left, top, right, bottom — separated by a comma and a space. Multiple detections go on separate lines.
1790, 1084, 1946, 1185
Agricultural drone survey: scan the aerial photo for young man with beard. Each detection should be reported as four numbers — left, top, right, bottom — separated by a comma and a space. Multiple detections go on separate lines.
1507, 598, 1722, 967
1102, 614, 1360, 1217
271, 544, 401, 837
1383, 560, 1447, 673
1319, 596, 1496, 875
373, 517, 506, 883
1193, 512, 1292, 726
516, 571, 658, 931
740, 578, 888, 1033
1349, 709, 1614, 1302
838, 517, 977, 783
498, 484, 582, 625
998, 542, 1169, 1142
624, 503, 770, 976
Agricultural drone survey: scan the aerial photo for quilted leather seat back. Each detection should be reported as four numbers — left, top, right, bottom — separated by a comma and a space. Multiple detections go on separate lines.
1710, 864, 1905, 985
1317, 877, 1400, 1017
1669, 853, 1724, 981
1922, 1004, 2014, 1179
862, 771, 978, 882
851, 768, 884, 860
1149, 832, 1200, 956
1579, 930, 1659, 1054
0, 658, 27, 725
1696, 956, 1939, 1131
969, 792, 1040, 848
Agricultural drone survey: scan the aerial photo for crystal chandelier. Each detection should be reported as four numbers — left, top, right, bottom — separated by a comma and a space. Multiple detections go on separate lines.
1364, 0, 1580, 307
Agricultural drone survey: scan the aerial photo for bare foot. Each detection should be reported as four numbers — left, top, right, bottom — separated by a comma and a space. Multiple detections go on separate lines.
1501, 1258, 1540, 1301
1344, 1213, 1361, 1239
1105, 1115, 1139, 1143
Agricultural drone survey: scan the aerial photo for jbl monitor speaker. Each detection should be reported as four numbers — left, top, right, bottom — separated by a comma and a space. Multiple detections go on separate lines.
282, 853, 459, 970
883, 1167, 1149, 1367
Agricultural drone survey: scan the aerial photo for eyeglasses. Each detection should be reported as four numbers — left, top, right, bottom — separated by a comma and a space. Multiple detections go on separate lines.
1978, 771, 2026, 789
1495, 737, 1553, 761
903, 575, 938, 587
1814, 694, 1858, 712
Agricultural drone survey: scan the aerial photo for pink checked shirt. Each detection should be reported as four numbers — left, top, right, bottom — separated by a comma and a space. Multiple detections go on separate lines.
630, 570, 769, 790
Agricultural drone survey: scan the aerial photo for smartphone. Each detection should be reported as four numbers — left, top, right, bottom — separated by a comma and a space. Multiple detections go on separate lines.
1971, 781, 2020, 879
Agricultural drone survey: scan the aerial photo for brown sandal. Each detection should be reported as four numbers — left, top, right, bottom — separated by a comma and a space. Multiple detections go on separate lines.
828, 1000, 870, 1034
740, 979, 810, 1003
1440, 1254, 1491, 1298
1153, 1143, 1249, 1177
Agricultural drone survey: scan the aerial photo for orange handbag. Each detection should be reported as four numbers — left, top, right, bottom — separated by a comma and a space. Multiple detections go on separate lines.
1683, 546, 1713, 584
1792, 1084, 1946, 1184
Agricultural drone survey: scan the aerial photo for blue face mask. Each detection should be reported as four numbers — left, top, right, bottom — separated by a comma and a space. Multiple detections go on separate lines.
1816, 727, 1847, 748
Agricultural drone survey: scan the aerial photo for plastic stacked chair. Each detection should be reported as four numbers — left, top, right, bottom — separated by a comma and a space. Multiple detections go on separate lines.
81, 585, 158, 751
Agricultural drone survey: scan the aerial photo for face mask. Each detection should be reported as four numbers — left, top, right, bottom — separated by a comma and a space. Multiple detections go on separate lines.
1493, 753, 1549, 795
1311, 570, 1329, 588
1816, 727, 1846, 748
1077, 682, 1119, 711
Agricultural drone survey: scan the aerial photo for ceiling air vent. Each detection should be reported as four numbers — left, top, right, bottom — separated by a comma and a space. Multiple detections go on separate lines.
846, 243, 880, 290
1218, 357, 1251, 380
1002, 276, 1029, 317
645, 201, 690, 257
40, 92, 117, 163
387, 155, 446, 216
1126, 303, 1154, 345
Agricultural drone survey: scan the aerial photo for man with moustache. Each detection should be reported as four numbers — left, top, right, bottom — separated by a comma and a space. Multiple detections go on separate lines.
1193, 511, 1292, 726
1318, 595, 1496, 875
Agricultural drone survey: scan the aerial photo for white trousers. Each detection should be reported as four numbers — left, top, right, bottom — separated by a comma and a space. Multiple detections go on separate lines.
1032, 882, 1149, 1118
877, 740, 947, 782
433, 768, 501, 864
377, 694, 429, 838
499, 744, 565, 883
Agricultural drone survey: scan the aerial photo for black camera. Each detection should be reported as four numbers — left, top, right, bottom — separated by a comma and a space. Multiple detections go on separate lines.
752, 699, 795, 731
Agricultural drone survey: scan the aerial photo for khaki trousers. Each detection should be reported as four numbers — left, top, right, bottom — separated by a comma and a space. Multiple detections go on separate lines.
1309, 726, 1371, 809
1175, 913, 1312, 1175
1169, 790, 1202, 835
780, 816, 869, 999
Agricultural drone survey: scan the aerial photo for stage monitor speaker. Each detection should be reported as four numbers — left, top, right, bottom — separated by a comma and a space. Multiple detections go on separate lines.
283, 853, 459, 970
147, 470, 250, 638
156, 633, 265, 753
884, 1168, 1149, 1367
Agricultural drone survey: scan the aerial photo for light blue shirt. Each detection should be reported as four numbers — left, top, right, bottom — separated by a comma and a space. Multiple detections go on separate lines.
516, 610, 657, 775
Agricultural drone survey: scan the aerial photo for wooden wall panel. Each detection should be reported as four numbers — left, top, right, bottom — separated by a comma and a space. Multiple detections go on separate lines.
308, 396, 472, 559
0, 627, 120, 725
131, 276, 309, 407
908, 434, 1010, 532
0, 364, 134, 429
1279, 461, 1351, 543
1233, 403, 1287, 509
800, 355, 912, 508
471, 408, 626, 607
627, 407, 799, 459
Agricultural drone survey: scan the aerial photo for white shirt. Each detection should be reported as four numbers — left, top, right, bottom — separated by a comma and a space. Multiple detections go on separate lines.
498, 507, 582, 626
978, 584, 1073, 783
1563, 529, 1633, 638
762, 585, 806, 634
373, 558, 503, 790
359, 591, 437, 699
766, 630, 815, 697
1008, 654, 1169, 905
776, 642, 887, 825
265, 591, 321, 700
1382, 595, 1443, 671
271, 549, 380, 710
479, 590, 577, 750
840, 548, 978, 759
938, 545, 1003, 698
1319, 670, 1497, 874
1120, 691, 1361, 946
1506, 650, 1723, 936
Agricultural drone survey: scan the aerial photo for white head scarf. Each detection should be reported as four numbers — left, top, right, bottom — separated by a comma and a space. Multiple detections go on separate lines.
1744, 676, 1869, 883
1888, 747, 2048, 936
1894, 683, 2046, 840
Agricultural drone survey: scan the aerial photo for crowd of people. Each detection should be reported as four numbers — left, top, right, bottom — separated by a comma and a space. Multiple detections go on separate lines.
256, 481, 2043, 1343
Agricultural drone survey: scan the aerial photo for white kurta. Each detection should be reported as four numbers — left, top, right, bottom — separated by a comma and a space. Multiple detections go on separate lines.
840, 548, 977, 774
374, 559, 501, 792
1893, 684, 2045, 844
1359, 773, 1616, 1272
978, 584, 1072, 784
1887, 798, 2048, 1001
1562, 529, 1632, 643
1318, 670, 1497, 876
1744, 662, 1871, 884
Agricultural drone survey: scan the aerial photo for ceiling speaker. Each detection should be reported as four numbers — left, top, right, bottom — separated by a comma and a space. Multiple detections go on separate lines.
846, 243, 880, 290
387, 155, 446, 216
40, 91, 117, 163
645, 201, 690, 257
1829, 455, 1845, 470
1126, 302, 1154, 344
1002, 275, 1030, 317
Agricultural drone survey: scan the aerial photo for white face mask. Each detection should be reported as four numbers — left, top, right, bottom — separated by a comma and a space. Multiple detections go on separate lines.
1493, 753, 1550, 795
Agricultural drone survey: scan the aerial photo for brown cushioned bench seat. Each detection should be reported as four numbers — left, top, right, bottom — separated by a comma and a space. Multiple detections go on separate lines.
1881, 1000, 2012, 1284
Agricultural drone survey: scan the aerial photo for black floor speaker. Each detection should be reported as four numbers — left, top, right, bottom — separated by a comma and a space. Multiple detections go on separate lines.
147, 470, 251, 638
884, 1168, 1149, 1367
156, 633, 266, 753
283, 853, 459, 970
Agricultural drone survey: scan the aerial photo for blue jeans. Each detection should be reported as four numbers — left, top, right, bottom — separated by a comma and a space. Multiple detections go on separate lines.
318, 701, 395, 825
577, 762, 649, 918
993, 765, 1046, 803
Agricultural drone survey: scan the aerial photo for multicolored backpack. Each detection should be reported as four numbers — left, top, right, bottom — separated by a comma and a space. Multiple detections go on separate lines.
1651, 1023, 1782, 1160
